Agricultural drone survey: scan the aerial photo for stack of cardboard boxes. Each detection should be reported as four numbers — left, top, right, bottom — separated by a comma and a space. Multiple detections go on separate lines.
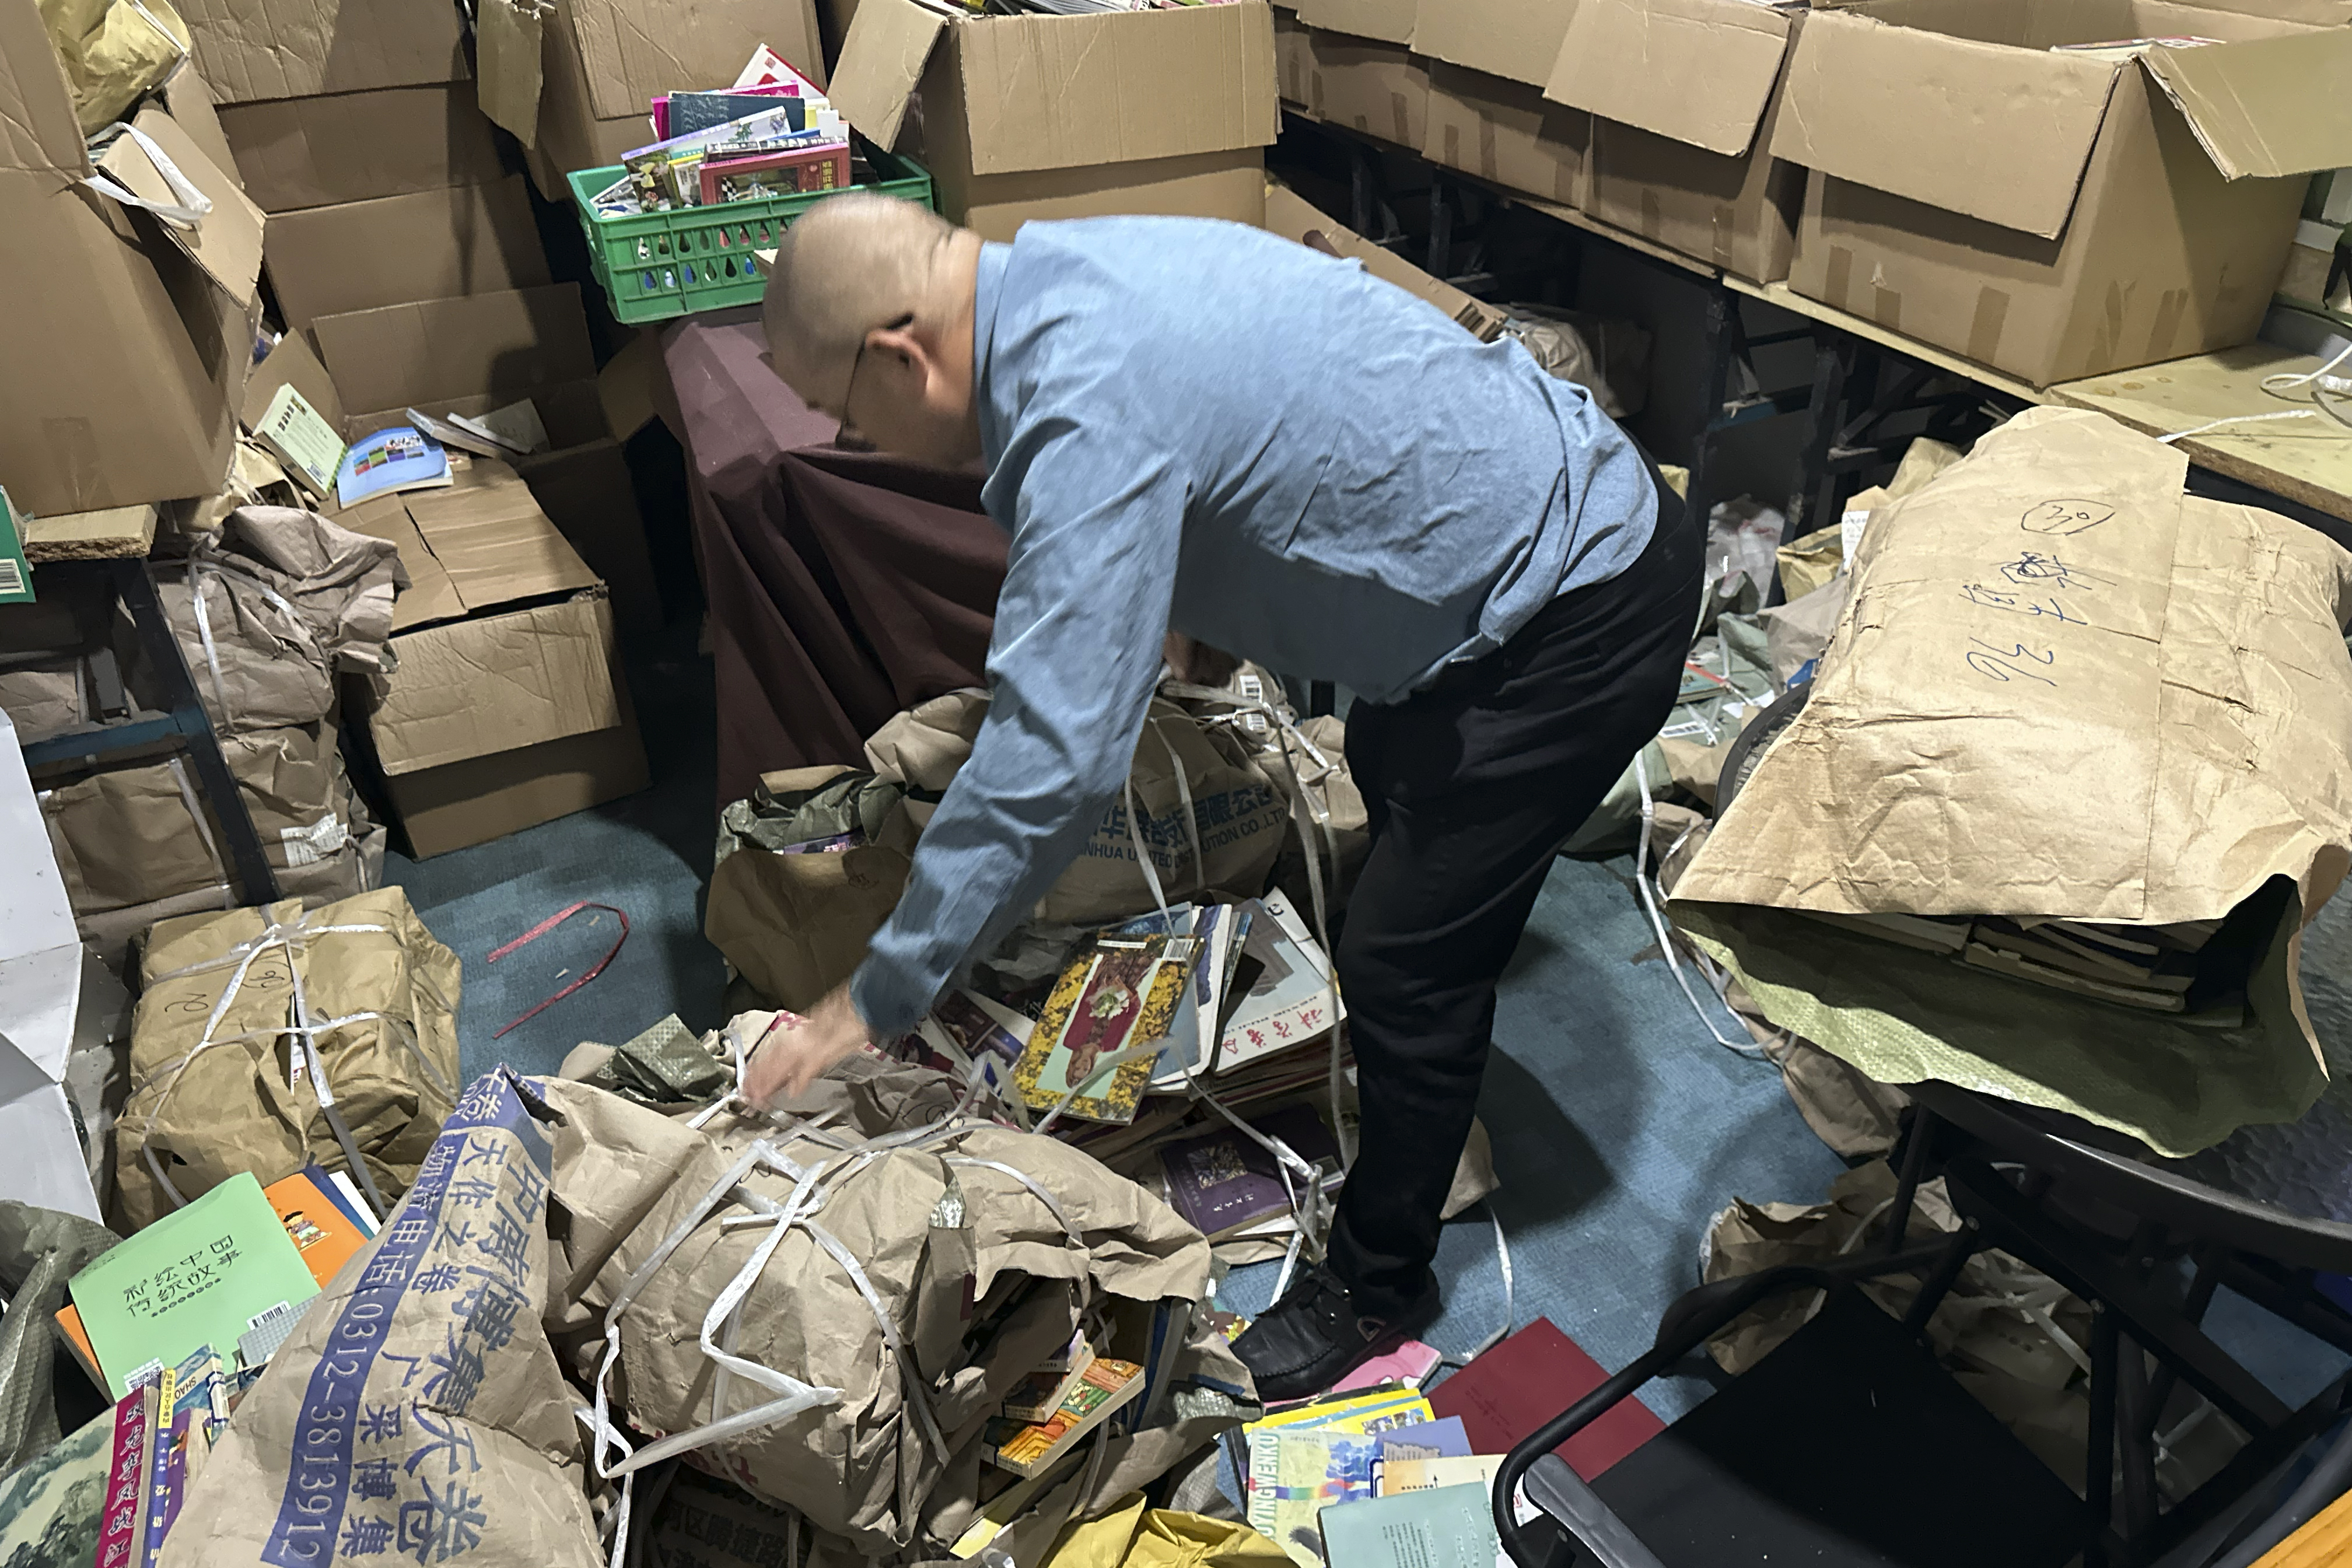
1276, 0, 2352, 387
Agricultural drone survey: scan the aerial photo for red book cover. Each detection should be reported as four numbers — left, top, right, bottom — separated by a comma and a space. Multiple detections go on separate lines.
93, 1384, 156, 1568
1427, 1318, 1665, 1479
699, 142, 850, 206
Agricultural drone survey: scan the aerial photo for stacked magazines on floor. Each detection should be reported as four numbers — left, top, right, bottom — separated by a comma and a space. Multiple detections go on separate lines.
887, 889, 1353, 1268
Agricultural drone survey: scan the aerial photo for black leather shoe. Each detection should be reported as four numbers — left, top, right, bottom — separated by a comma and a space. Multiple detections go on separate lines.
1231, 1264, 1440, 1405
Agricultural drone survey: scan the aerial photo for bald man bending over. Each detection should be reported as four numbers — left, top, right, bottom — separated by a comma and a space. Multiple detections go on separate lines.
745, 195, 1699, 1401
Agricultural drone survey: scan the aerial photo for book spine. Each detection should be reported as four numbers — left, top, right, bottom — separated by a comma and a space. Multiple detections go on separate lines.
147, 1412, 192, 1564
139, 1371, 178, 1568
93, 1389, 153, 1568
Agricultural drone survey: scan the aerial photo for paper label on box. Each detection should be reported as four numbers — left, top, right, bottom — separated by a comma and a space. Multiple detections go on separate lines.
0, 489, 34, 605
1840, 507, 1871, 572
279, 815, 349, 867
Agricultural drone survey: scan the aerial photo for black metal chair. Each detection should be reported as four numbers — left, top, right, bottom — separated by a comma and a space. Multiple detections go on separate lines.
1494, 1082, 2352, 1568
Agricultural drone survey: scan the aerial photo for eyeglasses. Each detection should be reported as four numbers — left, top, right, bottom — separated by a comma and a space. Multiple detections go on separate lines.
836, 312, 915, 450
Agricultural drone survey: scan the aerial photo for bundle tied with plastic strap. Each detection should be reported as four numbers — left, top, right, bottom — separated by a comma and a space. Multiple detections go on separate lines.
1669, 408, 2352, 1156
706, 690, 1292, 1010
537, 1051, 1240, 1560
113, 886, 460, 1231
139, 505, 409, 735
159, 1069, 608, 1568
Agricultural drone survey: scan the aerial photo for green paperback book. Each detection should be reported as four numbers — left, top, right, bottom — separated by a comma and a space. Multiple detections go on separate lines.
1315, 1480, 1504, 1568
69, 1172, 322, 1398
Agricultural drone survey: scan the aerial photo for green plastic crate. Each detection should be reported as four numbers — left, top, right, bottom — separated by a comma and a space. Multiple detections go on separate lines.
566, 150, 933, 324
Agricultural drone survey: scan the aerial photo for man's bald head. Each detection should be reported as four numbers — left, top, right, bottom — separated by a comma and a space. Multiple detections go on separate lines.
762, 193, 963, 396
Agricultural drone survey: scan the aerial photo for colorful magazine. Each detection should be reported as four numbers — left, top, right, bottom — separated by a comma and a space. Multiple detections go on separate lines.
1248, 1430, 1383, 1566
983, 1356, 1144, 1476
1013, 933, 1197, 1124
1218, 892, 1344, 1074
334, 426, 451, 508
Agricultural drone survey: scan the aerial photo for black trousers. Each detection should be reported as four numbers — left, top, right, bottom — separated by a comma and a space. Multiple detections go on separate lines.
1325, 474, 1703, 1317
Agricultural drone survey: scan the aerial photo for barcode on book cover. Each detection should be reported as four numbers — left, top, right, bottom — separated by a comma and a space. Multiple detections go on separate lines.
0, 559, 22, 595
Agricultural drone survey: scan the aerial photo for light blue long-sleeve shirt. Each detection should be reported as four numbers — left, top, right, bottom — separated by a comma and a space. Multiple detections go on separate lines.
850, 216, 1657, 1037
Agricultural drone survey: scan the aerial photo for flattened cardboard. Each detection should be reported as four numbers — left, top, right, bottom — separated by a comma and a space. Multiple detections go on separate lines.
400, 466, 601, 615
1409, 0, 1573, 86
372, 591, 620, 775
2139, 30, 2352, 181
387, 714, 648, 858
0, 0, 247, 515
176, 0, 467, 104
1545, 0, 1791, 159
241, 331, 344, 436
1303, 30, 1428, 151
1423, 63, 1587, 208
1770, 7, 2118, 241
564, 0, 824, 123
334, 495, 465, 630
1294, 0, 1415, 46
310, 284, 597, 418
263, 175, 551, 331
217, 85, 508, 212
96, 106, 267, 309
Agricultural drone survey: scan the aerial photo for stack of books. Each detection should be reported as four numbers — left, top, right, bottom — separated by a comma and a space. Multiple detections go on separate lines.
1801, 909, 2236, 1018
56, 1166, 375, 1401
1221, 1317, 1670, 1567
587, 49, 855, 216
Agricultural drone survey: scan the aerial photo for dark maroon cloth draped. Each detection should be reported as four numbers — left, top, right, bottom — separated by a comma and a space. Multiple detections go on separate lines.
657, 309, 1007, 807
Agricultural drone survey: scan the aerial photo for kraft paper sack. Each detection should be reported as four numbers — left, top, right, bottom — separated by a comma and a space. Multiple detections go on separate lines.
537, 1051, 1222, 1558
160, 1069, 606, 1568
1670, 408, 2352, 1155
113, 887, 461, 1229
865, 690, 1290, 926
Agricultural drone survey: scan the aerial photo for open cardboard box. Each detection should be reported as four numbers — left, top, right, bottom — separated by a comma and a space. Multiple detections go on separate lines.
1410, 0, 1587, 211
335, 468, 649, 858
300, 285, 664, 636
1543, 0, 1805, 282
526, 0, 825, 197
1770, 0, 2352, 385
0, 6, 262, 516
830, 0, 1279, 240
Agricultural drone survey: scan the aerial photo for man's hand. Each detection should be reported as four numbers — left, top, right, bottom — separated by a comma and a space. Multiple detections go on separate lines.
743, 984, 874, 1108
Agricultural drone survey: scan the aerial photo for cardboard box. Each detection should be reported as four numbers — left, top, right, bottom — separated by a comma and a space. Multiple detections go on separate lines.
316, 292, 662, 638
1300, 28, 1429, 152
1542, 0, 1803, 281
345, 384, 665, 638
527, 0, 824, 194
339, 471, 648, 857
264, 175, 552, 331
1275, 6, 1313, 109
176, 0, 466, 104
1405, 0, 1586, 208
1296, 0, 1415, 45
831, 0, 1278, 240
219, 85, 509, 212
1770, 2, 2352, 386
0, 9, 258, 516
311, 284, 600, 417
1263, 178, 1509, 341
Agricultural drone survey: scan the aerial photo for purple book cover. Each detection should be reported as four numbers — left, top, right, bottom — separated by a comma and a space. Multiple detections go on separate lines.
1158, 1104, 1336, 1236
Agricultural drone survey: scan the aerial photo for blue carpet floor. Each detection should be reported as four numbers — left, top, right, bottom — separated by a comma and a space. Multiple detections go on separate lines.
388, 640, 2352, 1432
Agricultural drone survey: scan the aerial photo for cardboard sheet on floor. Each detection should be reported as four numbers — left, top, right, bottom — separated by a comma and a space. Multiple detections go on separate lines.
1670, 408, 2352, 1154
